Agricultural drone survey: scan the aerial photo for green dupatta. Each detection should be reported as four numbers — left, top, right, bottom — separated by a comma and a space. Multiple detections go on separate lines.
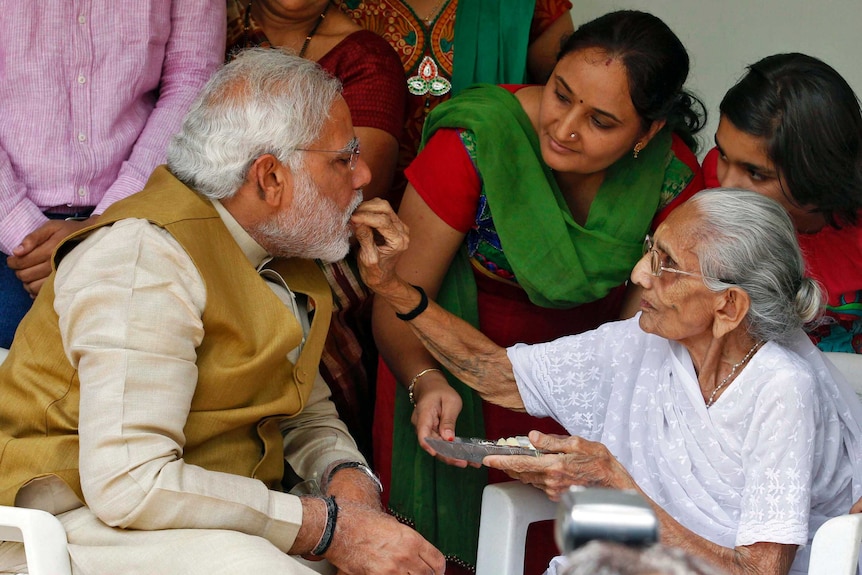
451, 0, 535, 95
388, 86, 672, 568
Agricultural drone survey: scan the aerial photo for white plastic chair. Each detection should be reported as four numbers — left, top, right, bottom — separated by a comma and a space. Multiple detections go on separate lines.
475, 352, 862, 575
0, 505, 72, 575
809, 513, 862, 575
475, 481, 557, 575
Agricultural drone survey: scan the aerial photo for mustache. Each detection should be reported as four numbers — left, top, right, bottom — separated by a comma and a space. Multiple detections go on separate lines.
343, 190, 364, 227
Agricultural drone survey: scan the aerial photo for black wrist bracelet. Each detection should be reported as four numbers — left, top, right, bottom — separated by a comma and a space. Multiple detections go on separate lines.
395, 284, 428, 321
311, 495, 338, 557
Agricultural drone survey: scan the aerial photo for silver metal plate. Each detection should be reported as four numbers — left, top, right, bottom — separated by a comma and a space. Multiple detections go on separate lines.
425, 436, 542, 464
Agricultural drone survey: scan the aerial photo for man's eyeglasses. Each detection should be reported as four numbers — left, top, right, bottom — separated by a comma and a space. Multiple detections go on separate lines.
295, 137, 360, 171
642, 235, 730, 283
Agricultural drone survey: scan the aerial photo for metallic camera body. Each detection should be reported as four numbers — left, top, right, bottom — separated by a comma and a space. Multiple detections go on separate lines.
555, 486, 660, 553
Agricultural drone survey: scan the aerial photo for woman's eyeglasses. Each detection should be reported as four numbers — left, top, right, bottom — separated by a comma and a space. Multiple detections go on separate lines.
642, 235, 729, 283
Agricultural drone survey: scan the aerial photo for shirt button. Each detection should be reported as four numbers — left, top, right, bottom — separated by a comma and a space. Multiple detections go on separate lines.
78, 15, 86, 24
78, 133, 87, 142
77, 75, 86, 84
77, 187, 86, 197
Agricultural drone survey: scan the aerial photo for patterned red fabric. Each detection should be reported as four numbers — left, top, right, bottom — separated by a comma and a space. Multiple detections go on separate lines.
318, 30, 406, 140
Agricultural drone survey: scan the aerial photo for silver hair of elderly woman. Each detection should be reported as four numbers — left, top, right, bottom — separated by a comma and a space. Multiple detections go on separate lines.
688, 188, 824, 346
166, 47, 343, 201
560, 540, 729, 575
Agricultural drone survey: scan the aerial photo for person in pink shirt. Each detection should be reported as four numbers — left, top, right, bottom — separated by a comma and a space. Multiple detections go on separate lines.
0, 1, 225, 348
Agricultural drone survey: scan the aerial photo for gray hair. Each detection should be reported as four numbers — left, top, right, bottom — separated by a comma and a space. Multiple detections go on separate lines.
166, 48, 342, 200
688, 188, 823, 345
561, 541, 729, 575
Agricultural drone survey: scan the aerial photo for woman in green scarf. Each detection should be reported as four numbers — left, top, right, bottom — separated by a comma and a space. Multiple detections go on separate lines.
372, 10, 706, 574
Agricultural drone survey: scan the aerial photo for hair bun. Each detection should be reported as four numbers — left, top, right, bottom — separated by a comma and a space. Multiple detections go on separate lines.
794, 277, 825, 324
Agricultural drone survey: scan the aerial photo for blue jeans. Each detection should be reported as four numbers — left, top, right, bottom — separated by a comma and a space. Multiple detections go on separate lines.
0, 255, 32, 349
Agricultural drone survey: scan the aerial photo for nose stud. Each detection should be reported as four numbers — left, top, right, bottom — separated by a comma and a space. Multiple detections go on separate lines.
569, 132, 576, 139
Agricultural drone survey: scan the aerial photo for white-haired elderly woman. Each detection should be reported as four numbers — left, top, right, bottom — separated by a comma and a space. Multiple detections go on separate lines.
350, 188, 862, 575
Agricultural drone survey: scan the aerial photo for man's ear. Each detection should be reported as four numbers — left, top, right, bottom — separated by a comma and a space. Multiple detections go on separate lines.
249, 154, 292, 209
712, 287, 751, 339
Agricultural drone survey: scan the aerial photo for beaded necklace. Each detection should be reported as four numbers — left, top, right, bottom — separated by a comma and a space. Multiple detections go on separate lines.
705, 340, 764, 408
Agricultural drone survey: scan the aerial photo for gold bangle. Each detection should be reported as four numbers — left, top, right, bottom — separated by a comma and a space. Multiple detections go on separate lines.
408, 368, 442, 406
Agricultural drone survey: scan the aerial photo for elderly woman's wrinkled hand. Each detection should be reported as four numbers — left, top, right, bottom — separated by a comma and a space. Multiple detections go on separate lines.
483, 431, 637, 501
351, 198, 409, 294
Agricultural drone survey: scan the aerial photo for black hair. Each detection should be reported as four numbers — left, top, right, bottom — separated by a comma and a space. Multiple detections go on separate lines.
558, 10, 705, 151
720, 53, 862, 227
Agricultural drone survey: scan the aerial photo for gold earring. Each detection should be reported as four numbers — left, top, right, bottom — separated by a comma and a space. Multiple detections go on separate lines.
633, 142, 644, 159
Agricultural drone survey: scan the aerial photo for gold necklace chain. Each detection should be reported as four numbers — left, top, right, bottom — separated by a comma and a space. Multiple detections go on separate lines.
705, 340, 764, 408
418, 0, 447, 25
242, 1, 331, 58
298, 1, 331, 58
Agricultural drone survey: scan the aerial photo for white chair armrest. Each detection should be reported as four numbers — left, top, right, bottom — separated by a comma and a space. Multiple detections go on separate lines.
808, 513, 862, 575
476, 482, 558, 575
0, 505, 72, 575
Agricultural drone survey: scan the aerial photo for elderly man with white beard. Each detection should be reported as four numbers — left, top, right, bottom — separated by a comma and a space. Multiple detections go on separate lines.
0, 48, 444, 575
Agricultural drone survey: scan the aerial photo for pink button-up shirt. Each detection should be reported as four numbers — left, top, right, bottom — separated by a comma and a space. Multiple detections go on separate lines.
0, 1, 226, 254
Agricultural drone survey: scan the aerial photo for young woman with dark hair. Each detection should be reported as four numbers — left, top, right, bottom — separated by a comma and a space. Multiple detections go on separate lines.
703, 53, 862, 354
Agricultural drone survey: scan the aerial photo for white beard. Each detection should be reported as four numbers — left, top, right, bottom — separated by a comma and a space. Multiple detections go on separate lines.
252, 171, 362, 262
